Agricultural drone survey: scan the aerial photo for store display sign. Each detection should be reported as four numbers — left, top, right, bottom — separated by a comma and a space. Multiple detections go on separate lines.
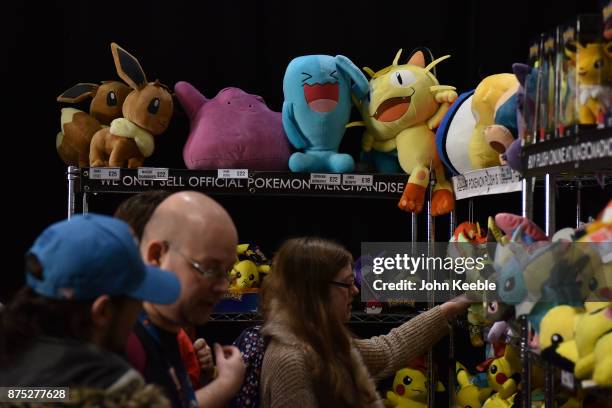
82, 169, 406, 199
452, 166, 522, 200
522, 130, 612, 176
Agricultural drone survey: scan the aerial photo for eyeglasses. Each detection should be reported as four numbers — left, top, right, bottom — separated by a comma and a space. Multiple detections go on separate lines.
329, 278, 356, 290
164, 241, 230, 282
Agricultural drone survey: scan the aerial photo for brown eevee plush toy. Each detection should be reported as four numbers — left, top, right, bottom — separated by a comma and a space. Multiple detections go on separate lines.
89, 43, 173, 168
57, 81, 131, 166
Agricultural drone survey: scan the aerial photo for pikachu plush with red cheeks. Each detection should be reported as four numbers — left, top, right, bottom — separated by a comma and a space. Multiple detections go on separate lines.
351, 49, 457, 216
477, 344, 521, 400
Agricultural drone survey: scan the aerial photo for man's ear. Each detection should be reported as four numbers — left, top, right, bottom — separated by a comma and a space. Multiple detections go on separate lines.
91, 294, 113, 327
143, 240, 166, 266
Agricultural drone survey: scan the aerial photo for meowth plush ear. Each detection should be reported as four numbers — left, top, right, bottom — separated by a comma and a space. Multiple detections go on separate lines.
89, 43, 173, 168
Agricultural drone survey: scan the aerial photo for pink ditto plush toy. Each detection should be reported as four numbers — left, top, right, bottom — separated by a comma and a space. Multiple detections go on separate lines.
175, 81, 291, 171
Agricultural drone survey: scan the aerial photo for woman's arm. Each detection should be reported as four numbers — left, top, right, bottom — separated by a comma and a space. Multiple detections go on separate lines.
355, 297, 469, 381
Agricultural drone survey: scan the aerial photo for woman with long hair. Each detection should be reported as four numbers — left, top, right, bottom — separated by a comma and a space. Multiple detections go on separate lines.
259, 237, 470, 408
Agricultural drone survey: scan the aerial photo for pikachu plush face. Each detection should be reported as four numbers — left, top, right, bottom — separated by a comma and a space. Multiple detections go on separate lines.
361, 53, 443, 142
391, 367, 429, 403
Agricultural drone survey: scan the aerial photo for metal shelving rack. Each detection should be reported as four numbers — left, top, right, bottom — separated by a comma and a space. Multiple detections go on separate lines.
517, 127, 612, 407
208, 311, 420, 324
65, 141, 611, 407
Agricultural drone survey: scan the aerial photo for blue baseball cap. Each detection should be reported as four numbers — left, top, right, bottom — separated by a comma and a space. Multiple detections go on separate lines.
26, 213, 180, 304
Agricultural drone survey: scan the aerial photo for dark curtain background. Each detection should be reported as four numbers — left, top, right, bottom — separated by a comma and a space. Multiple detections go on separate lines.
3, 0, 609, 302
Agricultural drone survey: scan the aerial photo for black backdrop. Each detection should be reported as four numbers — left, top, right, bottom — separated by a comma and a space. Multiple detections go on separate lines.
3, 0, 610, 303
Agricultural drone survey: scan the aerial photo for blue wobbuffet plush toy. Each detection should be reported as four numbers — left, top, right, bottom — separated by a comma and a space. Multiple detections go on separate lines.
282, 55, 368, 173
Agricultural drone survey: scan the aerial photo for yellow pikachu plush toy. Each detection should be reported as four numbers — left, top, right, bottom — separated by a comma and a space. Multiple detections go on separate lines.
385, 366, 444, 408
455, 362, 492, 408
573, 302, 612, 385
229, 244, 271, 291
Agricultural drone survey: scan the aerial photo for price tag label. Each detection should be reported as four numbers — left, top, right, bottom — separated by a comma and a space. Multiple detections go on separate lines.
89, 168, 120, 180
138, 167, 169, 180
452, 165, 522, 200
217, 169, 249, 179
310, 173, 341, 185
561, 370, 574, 390
342, 174, 373, 186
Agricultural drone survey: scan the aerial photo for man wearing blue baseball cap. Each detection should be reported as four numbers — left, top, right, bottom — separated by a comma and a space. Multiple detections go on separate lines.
0, 214, 181, 406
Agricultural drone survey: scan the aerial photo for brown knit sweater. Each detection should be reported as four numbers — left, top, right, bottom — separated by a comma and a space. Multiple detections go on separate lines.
259, 305, 450, 408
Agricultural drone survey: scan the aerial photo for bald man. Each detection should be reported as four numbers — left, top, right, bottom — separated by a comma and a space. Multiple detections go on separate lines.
126, 191, 245, 408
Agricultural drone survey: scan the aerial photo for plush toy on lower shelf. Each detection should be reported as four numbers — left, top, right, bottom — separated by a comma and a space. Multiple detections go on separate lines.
229, 244, 271, 291
455, 362, 492, 408
539, 304, 584, 367
573, 302, 612, 384
384, 358, 444, 408
477, 343, 522, 400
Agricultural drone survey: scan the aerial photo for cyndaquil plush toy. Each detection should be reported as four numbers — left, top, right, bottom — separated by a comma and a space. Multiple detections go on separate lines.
351, 49, 457, 215
436, 73, 518, 175
282, 54, 368, 173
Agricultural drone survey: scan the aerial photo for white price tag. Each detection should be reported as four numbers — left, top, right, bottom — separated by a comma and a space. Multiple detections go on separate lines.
342, 174, 373, 186
561, 370, 574, 390
138, 167, 169, 180
89, 168, 120, 180
217, 169, 249, 179
452, 165, 522, 200
310, 173, 341, 185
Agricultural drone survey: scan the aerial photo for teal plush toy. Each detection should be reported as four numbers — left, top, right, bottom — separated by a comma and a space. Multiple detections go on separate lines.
282, 55, 368, 173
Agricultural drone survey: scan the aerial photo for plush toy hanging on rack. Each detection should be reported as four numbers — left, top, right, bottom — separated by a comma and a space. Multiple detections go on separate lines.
349, 48, 458, 215
89, 43, 174, 168
175, 82, 291, 170
282, 54, 369, 173
56, 81, 131, 167
564, 40, 612, 125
